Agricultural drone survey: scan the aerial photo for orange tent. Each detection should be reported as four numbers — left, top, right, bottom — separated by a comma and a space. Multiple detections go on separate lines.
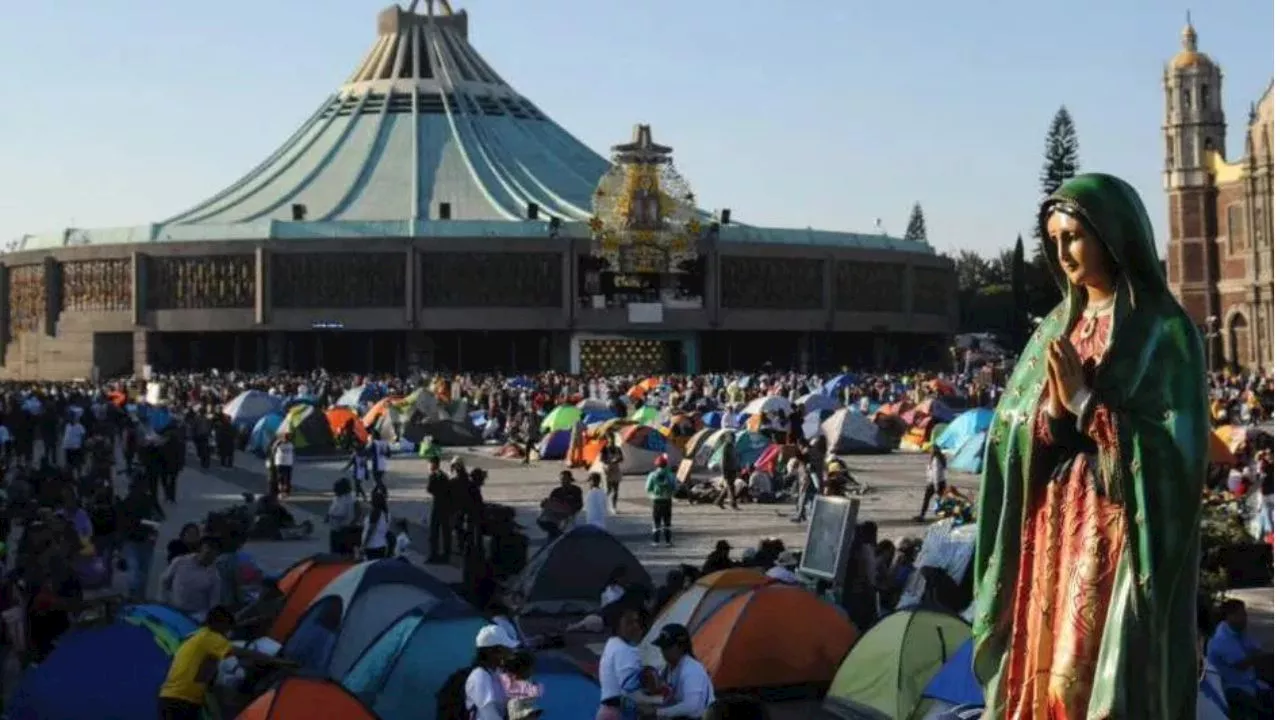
1208, 430, 1237, 466
692, 584, 858, 692
627, 377, 661, 401
325, 407, 369, 445
237, 676, 377, 719
641, 568, 773, 667
362, 397, 404, 429
269, 554, 355, 642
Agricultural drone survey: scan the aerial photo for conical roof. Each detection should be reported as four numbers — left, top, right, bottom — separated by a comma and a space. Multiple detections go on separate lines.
164, 3, 610, 226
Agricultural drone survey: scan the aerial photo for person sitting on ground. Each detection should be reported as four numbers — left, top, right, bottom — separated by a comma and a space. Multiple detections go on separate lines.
157, 605, 296, 720
765, 551, 802, 585
250, 491, 313, 540
537, 471, 584, 540
745, 465, 776, 503
1207, 598, 1274, 717
501, 649, 545, 719
565, 566, 633, 634
167, 523, 201, 567
699, 540, 735, 577
393, 519, 412, 560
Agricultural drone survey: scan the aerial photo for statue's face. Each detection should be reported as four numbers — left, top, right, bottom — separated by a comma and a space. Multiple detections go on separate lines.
1046, 210, 1114, 292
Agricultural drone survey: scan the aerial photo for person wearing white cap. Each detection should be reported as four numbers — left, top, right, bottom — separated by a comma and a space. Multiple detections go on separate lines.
467, 624, 520, 720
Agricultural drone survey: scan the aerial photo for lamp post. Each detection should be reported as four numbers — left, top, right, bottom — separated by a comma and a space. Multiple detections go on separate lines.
1204, 315, 1220, 371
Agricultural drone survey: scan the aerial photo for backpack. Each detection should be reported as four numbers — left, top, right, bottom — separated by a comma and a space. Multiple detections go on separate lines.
436, 666, 475, 720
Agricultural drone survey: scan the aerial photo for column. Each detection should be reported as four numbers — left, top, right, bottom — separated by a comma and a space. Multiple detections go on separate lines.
562, 247, 575, 326
42, 257, 59, 338
130, 252, 147, 327
267, 332, 284, 373
823, 256, 835, 328
707, 250, 721, 325
0, 265, 10, 350
254, 247, 270, 326
132, 330, 150, 377
404, 246, 418, 326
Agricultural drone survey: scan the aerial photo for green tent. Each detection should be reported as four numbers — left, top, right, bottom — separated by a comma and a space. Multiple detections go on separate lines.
277, 404, 335, 454
823, 608, 971, 720
630, 406, 660, 426
541, 405, 582, 432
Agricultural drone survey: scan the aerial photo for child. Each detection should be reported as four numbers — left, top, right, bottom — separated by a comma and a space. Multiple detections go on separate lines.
392, 519, 412, 560
501, 650, 544, 718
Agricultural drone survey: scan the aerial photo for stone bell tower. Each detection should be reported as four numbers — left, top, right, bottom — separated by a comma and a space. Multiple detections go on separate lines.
1163, 15, 1226, 325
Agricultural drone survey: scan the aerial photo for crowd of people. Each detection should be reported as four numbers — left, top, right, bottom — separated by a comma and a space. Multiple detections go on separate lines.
0, 360, 1267, 718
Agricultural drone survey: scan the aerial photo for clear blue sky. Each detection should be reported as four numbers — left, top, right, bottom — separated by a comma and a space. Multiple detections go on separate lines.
0, 1, 1272, 259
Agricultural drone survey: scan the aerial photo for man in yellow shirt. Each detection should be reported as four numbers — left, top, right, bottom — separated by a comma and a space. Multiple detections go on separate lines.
158, 605, 296, 720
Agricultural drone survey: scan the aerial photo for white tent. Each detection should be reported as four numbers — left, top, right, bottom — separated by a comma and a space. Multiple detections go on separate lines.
742, 395, 792, 416
821, 408, 887, 453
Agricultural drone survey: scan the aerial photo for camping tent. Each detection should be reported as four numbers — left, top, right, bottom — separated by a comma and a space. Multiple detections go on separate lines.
947, 433, 987, 474
693, 585, 857, 693
531, 654, 604, 719
802, 409, 836, 441
325, 407, 369, 445
238, 676, 377, 720
335, 385, 383, 411
119, 603, 198, 641
641, 569, 774, 668
512, 524, 652, 615
708, 431, 772, 471
250, 412, 286, 455
542, 405, 583, 432
824, 608, 971, 720
284, 559, 459, 679
277, 404, 336, 454
822, 409, 890, 454
9, 620, 210, 720
933, 410, 993, 453
224, 390, 284, 430
261, 554, 356, 642
798, 392, 840, 414
342, 601, 488, 720
537, 430, 573, 460
590, 424, 684, 476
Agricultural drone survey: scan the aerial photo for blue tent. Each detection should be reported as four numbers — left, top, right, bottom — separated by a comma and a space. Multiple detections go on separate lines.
823, 374, 856, 396
934, 409, 994, 452
336, 385, 384, 410
285, 395, 320, 411
342, 602, 487, 720
533, 654, 601, 719
709, 431, 772, 471
250, 412, 286, 455
802, 409, 835, 440
9, 621, 199, 720
120, 603, 198, 640
223, 390, 283, 430
582, 407, 615, 424
537, 430, 572, 460
701, 411, 723, 428
949, 432, 988, 474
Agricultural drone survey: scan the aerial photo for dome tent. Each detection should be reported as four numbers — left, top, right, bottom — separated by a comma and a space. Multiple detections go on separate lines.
284, 559, 458, 679
256, 553, 355, 642
823, 608, 971, 720
341, 600, 487, 720
224, 390, 284, 430
590, 424, 684, 476
512, 524, 652, 615
641, 568, 773, 668
932, 409, 993, 452
822, 408, 891, 454
238, 675, 377, 720
277, 403, 336, 454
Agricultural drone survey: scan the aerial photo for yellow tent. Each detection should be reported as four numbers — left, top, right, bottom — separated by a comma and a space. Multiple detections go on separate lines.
824, 609, 971, 720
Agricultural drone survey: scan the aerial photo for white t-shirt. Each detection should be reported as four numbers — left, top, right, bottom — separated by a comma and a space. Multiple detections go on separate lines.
464, 666, 507, 720
62, 423, 85, 451
326, 494, 356, 527
584, 488, 609, 529
363, 512, 389, 550
600, 584, 625, 608
598, 636, 644, 701
273, 441, 295, 467
658, 655, 716, 718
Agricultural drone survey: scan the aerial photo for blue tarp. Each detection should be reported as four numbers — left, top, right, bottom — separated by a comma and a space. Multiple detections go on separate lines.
701, 411, 723, 428
250, 412, 285, 456
223, 390, 283, 430
582, 408, 615, 424
823, 374, 856, 396
935, 409, 994, 452
922, 639, 983, 706
120, 604, 198, 640
533, 654, 601, 719
538, 430, 572, 460
343, 605, 488, 720
949, 432, 987, 474
9, 622, 180, 720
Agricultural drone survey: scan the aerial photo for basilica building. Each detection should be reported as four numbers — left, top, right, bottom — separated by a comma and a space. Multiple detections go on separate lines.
1163, 19, 1273, 370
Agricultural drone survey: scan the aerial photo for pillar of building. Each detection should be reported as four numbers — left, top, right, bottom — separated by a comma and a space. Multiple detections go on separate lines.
42, 257, 60, 337
404, 246, 418, 326
132, 330, 150, 377
267, 331, 284, 372
0, 266, 10, 357
130, 252, 148, 327
255, 247, 270, 326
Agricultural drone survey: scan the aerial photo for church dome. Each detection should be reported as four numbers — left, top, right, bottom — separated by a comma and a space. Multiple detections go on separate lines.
1168, 21, 1215, 71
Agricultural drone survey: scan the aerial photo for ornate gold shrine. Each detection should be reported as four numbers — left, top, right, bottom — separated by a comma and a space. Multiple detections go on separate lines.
579, 338, 670, 375
588, 124, 701, 274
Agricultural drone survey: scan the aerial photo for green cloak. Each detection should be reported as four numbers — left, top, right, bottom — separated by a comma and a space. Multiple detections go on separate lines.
971, 174, 1209, 718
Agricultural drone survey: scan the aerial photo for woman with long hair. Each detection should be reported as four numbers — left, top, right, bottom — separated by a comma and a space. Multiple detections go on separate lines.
972, 174, 1208, 718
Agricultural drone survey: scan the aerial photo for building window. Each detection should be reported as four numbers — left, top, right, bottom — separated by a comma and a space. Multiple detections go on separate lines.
1182, 90, 1191, 109
1227, 204, 1245, 252
1199, 83, 1210, 109
1166, 136, 1175, 168
1205, 137, 1215, 152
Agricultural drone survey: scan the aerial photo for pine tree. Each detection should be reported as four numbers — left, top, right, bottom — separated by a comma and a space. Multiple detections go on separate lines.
1034, 107, 1080, 250
1012, 234, 1027, 340
903, 203, 927, 243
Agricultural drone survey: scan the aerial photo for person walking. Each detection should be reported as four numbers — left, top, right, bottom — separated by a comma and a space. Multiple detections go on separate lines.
426, 457, 454, 562
361, 488, 391, 560
646, 456, 677, 547
271, 433, 296, 498
370, 435, 391, 491
601, 435, 624, 514
916, 446, 947, 522
714, 441, 739, 510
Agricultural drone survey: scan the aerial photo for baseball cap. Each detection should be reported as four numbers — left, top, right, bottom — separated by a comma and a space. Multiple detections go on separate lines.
475, 624, 520, 650
652, 623, 691, 649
